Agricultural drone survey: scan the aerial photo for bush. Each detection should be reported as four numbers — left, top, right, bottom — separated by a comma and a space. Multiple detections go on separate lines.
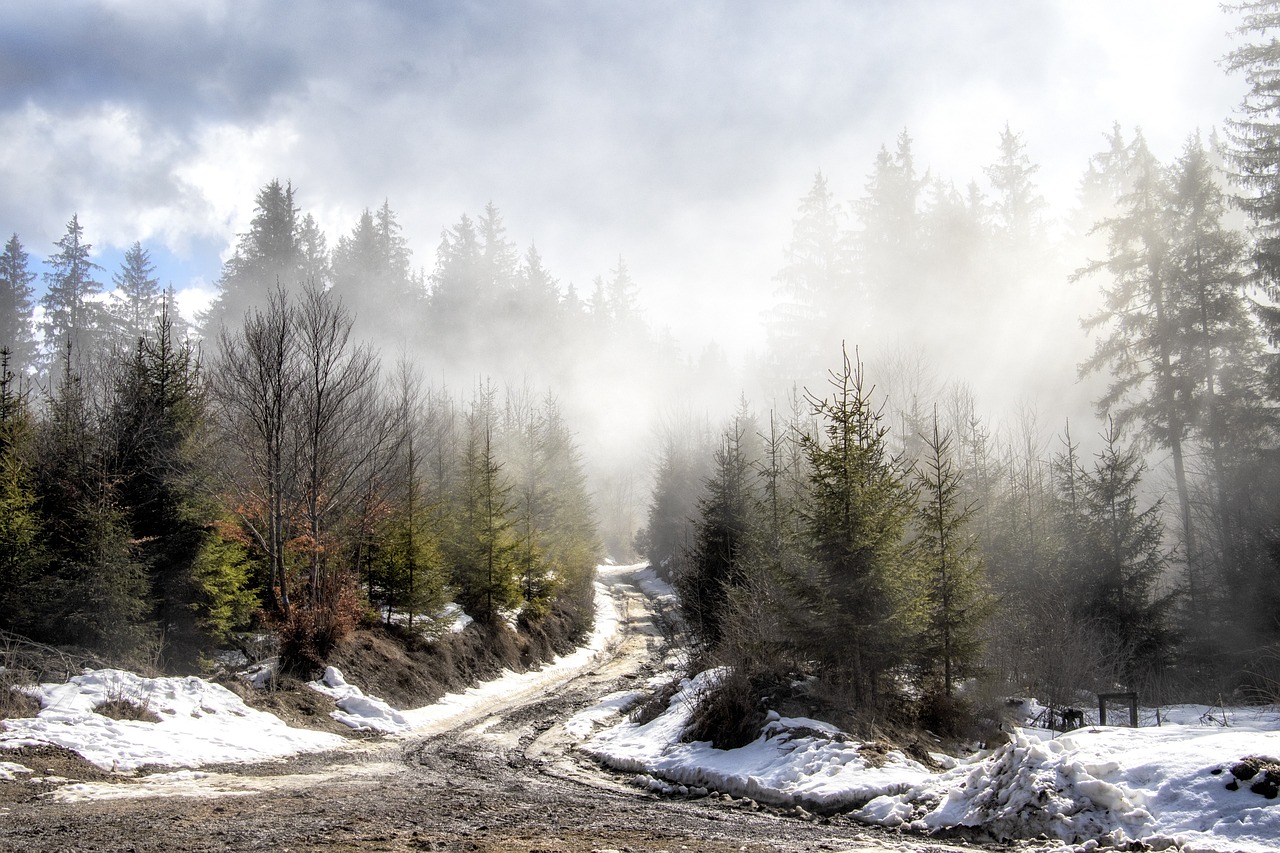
682, 668, 767, 750
272, 582, 364, 676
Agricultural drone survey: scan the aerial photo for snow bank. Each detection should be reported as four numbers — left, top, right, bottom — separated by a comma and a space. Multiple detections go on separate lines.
582, 670, 932, 812
858, 723, 1280, 852
397, 565, 626, 729
0, 669, 346, 772
581, 667, 1280, 852
0, 563, 632, 778
307, 666, 411, 733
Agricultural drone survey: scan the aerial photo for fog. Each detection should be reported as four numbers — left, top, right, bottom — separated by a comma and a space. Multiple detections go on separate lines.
0, 1, 1248, 554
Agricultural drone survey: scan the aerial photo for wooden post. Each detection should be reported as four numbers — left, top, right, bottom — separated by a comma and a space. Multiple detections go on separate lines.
1097, 692, 1139, 727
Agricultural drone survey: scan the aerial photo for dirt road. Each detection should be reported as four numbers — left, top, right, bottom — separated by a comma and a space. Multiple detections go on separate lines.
0, 568, 984, 853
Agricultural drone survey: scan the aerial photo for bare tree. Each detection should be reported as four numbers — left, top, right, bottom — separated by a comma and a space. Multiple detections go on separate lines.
211, 288, 301, 615
292, 284, 392, 608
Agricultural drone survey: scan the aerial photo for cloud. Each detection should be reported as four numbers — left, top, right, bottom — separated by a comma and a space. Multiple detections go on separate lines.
0, 0, 1245, 369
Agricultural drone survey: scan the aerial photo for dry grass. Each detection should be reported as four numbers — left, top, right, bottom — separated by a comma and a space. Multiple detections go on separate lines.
92, 697, 161, 723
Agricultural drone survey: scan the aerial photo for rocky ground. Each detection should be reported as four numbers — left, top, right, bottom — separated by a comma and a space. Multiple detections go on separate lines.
0, 572, 1010, 853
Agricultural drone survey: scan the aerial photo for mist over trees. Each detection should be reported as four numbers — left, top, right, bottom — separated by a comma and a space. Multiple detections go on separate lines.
637, 5, 1280, 734
2, 4, 1280, 746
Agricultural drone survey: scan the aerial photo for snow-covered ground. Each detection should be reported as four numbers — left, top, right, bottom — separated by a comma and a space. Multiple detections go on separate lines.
5, 562, 1279, 853
572, 668, 1280, 853
0, 563, 632, 778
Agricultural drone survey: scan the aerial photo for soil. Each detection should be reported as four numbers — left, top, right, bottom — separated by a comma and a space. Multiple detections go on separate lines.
0, 571, 992, 853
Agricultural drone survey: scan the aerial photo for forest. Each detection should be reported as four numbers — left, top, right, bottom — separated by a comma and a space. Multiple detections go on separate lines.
637, 11, 1280, 736
1, 5, 1280, 744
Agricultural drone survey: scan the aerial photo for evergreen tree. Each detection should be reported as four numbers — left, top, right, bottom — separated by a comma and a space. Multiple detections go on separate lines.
296, 212, 330, 289
799, 346, 916, 707
41, 214, 104, 371
766, 173, 852, 386
910, 411, 990, 698
678, 408, 758, 649
1226, 1, 1280, 296
109, 241, 163, 347
635, 421, 713, 579
331, 202, 417, 343
202, 180, 302, 335
36, 349, 151, 658
0, 235, 38, 373
1077, 420, 1174, 682
533, 395, 599, 612
110, 295, 234, 669
1076, 137, 1202, 599
857, 130, 925, 324
984, 124, 1048, 247
0, 349, 45, 633
449, 395, 520, 622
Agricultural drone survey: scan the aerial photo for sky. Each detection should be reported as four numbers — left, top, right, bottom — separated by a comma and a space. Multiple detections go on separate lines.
0, 0, 1244, 365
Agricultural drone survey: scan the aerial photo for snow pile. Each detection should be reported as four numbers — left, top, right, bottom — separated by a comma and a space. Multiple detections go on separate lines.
582, 665, 1280, 852
0, 760, 33, 781
858, 722, 1280, 852
307, 666, 410, 733
0, 669, 346, 772
582, 670, 931, 811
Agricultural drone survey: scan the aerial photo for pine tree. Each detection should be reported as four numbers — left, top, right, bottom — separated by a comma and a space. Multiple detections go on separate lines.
911, 411, 990, 698
857, 130, 925, 324
0, 235, 38, 373
109, 241, 164, 347
1077, 420, 1174, 682
450, 399, 520, 623
1226, 1, 1280, 295
678, 409, 758, 649
331, 202, 417, 344
36, 349, 152, 658
1076, 137, 1202, 600
202, 180, 302, 335
533, 395, 599, 613
0, 349, 45, 632
984, 124, 1048, 247
110, 295, 230, 669
767, 173, 851, 386
41, 214, 104, 371
800, 346, 916, 707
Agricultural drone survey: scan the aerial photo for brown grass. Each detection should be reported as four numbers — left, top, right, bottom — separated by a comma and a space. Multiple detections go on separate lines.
92, 697, 161, 723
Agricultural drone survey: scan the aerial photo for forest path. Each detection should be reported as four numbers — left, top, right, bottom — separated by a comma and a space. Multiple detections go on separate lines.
0, 567, 985, 853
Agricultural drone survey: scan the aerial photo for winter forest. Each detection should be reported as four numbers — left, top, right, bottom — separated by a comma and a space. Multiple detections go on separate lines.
3, 3, 1280, 744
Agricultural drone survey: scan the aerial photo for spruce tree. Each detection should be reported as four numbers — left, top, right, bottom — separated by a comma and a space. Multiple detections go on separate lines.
0, 349, 45, 633
110, 241, 163, 347
1077, 420, 1174, 682
679, 410, 757, 649
910, 411, 990, 698
449, 396, 520, 622
767, 173, 851, 386
202, 180, 302, 336
0, 235, 38, 373
37, 349, 151, 658
41, 214, 104, 372
800, 346, 916, 708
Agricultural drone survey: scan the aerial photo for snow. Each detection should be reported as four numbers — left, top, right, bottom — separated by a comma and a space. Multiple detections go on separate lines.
0, 669, 346, 772
0, 760, 32, 781
577, 670, 1280, 853
0, 563, 632, 777
579, 670, 932, 812
4, 561, 1278, 853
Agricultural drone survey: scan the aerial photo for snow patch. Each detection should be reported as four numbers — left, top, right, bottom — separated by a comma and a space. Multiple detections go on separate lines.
0, 669, 345, 772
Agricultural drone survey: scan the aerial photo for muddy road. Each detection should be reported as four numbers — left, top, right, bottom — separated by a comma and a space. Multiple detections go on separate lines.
0, 568, 986, 853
